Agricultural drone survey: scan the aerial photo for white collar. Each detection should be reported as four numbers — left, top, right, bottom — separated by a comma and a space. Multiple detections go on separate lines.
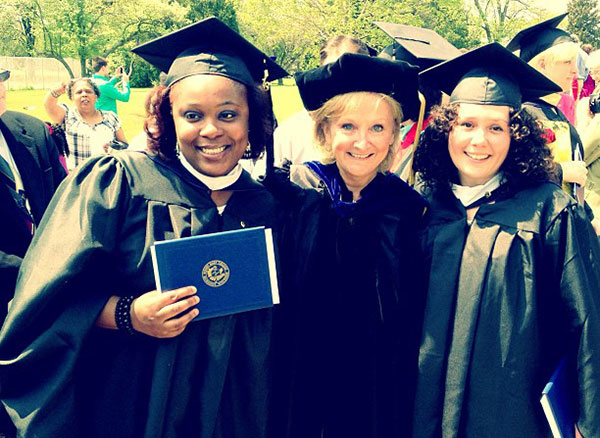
452, 172, 504, 208
179, 153, 243, 191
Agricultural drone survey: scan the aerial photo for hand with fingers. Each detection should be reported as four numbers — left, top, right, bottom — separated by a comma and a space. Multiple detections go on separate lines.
130, 286, 200, 338
560, 160, 588, 186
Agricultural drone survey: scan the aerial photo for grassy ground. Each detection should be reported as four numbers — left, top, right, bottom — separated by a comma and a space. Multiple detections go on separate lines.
5, 78, 304, 141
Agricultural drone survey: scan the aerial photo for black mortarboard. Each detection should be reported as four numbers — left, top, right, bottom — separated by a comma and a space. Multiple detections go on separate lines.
506, 13, 574, 62
374, 22, 461, 70
419, 42, 561, 108
295, 53, 419, 119
132, 17, 288, 87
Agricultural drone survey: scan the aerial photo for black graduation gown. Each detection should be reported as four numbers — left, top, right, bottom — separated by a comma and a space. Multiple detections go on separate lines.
0, 151, 279, 438
266, 165, 427, 438
413, 182, 600, 438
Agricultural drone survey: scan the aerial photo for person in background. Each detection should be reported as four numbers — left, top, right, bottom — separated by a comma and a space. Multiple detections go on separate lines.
273, 35, 372, 170
267, 53, 426, 438
507, 14, 590, 218
375, 21, 461, 181
0, 18, 287, 437
576, 49, 600, 230
0, 66, 66, 438
578, 44, 596, 99
44, 77, 127, 170
413, 43, 600, 438
92, 56, 131, 115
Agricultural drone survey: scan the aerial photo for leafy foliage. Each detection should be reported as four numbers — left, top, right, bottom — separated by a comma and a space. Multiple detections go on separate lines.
567, 0, 600, 47
1, 0, 590, 83
468, 0, 549, 44
236, 0, 480, 73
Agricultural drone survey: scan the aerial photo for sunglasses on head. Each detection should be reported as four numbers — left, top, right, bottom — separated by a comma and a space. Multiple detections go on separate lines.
0, 70, 10, 82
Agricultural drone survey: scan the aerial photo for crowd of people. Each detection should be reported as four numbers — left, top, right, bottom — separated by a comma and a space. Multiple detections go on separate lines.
0, 11, 599, 438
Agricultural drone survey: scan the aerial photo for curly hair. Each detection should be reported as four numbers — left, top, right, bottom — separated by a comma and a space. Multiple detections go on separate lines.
414, 103, 557, 193
145, 80, 273, 161
67, 78, 100, 99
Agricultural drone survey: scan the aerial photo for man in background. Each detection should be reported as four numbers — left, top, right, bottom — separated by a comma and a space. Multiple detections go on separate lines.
0, 66, 66, 437
91, 56, 130, 114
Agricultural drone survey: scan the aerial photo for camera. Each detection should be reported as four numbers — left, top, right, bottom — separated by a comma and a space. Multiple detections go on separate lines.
590, 93, 600, 114
116, 66, 124, 75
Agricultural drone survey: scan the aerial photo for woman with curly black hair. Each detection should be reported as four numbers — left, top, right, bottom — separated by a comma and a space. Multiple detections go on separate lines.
412, 43, 600, 438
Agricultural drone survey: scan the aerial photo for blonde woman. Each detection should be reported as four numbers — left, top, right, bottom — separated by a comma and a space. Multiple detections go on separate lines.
507, 13, 589, 207
267, 54, 426, 438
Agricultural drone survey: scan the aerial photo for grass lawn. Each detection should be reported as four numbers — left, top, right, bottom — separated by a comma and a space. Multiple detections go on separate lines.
5, 79, 304, 141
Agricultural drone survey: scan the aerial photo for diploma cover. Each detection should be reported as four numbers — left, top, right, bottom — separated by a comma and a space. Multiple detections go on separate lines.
151, 226, 279, 320
540, 357, 575, 438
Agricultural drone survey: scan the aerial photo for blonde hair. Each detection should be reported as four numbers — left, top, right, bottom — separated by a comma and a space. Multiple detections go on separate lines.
529, 41, 579, 70
310, 91, 403, 172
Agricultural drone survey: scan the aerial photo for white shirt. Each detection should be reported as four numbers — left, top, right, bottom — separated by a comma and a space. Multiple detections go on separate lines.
273, 110, 322, 166
0, 130, 24, 193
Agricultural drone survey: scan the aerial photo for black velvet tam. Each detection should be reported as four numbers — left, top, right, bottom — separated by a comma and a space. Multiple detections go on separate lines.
294, 53, 419, 117
419, 42, 561, 108
132, 16, 288, 87
506, 12, 573, 62
374, 22, 461, 71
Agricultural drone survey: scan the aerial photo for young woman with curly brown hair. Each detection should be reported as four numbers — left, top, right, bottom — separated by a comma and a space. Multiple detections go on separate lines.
411, 43, 600, 438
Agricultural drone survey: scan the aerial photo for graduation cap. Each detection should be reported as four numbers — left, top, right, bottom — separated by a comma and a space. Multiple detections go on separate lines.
374, 22, 461, 70
0, 69, 10, 82
506, 13, 574, 62
294, 53, 419, 119
419, 42, 562, 108
132, 17, 288, 87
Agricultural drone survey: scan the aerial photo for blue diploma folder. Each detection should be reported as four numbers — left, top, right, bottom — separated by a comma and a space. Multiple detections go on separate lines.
151, 226, 279, 320
540, 357, 575, 438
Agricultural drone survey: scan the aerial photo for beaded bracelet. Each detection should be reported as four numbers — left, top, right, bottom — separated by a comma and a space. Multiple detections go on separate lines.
50, 90, 62, 98
115, 295, 136, 335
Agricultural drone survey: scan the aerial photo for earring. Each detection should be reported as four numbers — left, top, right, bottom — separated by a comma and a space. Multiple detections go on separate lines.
243, 141, 252, 159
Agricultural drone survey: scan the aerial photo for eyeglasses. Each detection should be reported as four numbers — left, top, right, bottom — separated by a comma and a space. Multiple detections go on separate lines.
0, 70, 10, 82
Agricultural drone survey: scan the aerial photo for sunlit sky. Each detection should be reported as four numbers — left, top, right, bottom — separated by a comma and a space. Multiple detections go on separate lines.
529, 0, 598, 15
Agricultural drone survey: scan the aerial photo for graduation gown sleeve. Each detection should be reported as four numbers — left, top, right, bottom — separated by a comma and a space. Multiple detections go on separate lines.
545, 203, 600, 438
0, 155, 131, 435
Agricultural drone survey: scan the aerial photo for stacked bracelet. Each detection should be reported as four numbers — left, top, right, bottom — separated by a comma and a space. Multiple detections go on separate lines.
115, 295, 136, 335
50, 90, 61, 98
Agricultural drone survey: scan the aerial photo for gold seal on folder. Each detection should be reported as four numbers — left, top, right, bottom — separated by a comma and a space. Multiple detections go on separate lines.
202, 260, 230, 287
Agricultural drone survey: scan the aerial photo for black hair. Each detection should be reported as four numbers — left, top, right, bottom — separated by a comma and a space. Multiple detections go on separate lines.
67, 78, 101, 99
145, 80, 273, 161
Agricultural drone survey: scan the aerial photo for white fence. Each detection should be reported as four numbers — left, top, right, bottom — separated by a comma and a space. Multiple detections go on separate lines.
0, 56, 81, 90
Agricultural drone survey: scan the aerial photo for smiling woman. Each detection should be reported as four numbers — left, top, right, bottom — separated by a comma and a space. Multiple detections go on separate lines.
0, 17, 288, 438
448, 103, 511, 187
266, 54, 428, 438
412, 43, 600, 438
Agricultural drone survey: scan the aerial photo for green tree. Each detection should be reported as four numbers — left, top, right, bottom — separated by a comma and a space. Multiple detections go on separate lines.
236, 0, 480, 74
469, 0, 548, 43
178, 0, 239, 31
5, 0, 187, 77
567, 0, 600, 47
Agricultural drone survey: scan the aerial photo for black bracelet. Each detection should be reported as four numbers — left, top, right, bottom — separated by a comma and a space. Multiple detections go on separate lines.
115, 296, 136, 335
